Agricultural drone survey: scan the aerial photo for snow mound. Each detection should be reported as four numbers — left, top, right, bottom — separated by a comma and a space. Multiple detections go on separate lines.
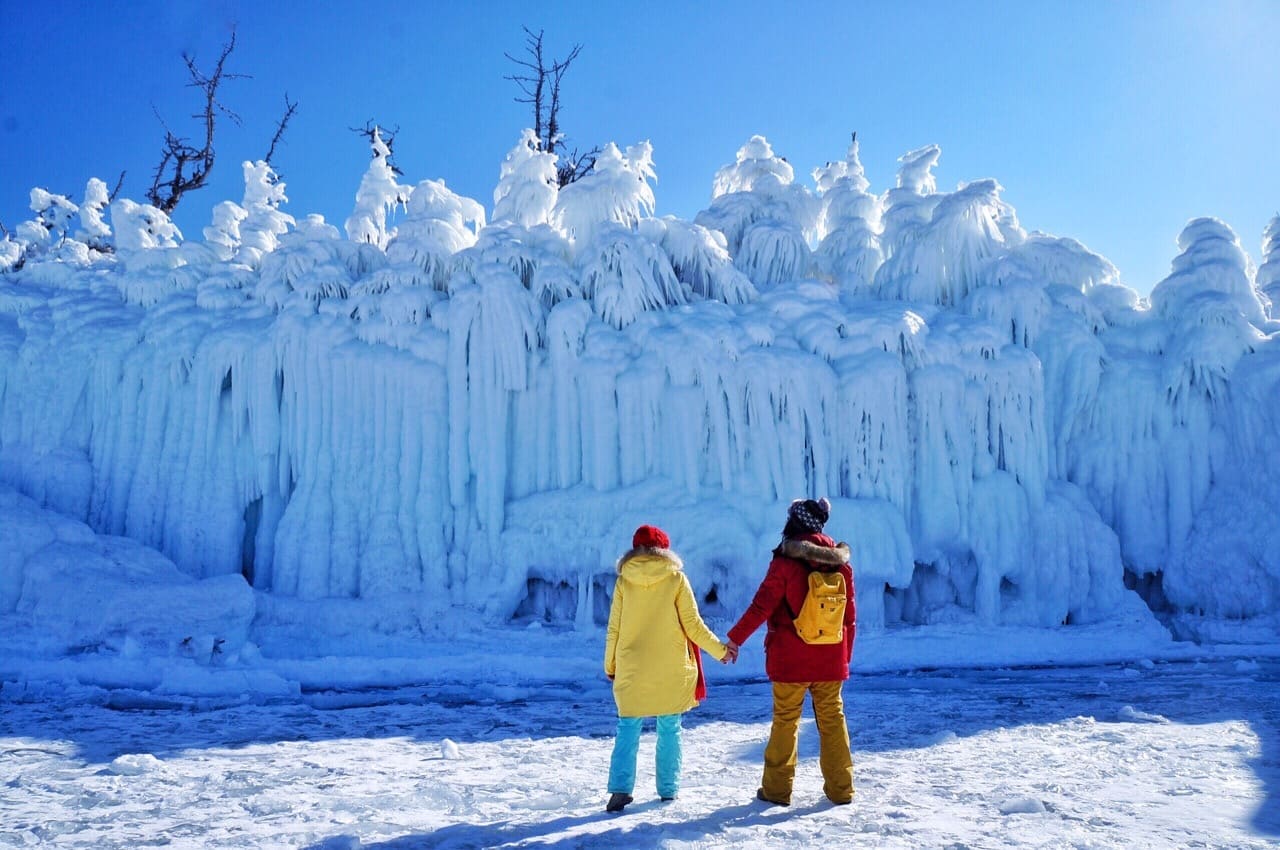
0, 485, 254, 659
998, 797, 1047, 815
1117, 705, 1170, 724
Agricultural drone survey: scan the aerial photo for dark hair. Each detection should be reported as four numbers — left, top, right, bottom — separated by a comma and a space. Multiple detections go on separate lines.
781, 515, 812, 541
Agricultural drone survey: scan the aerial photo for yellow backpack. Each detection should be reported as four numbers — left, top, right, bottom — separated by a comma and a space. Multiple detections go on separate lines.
792, 569, 847, 645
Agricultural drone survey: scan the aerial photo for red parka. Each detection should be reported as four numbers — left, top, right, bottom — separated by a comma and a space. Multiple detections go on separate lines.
727, 533, 856, 683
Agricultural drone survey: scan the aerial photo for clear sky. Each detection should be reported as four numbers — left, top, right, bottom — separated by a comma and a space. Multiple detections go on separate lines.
3, 0, 1278, 293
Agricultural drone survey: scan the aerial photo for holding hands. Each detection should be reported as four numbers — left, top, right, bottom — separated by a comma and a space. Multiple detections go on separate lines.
721, 639, 740, 664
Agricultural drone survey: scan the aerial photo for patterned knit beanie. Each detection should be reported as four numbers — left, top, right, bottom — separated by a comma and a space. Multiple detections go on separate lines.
632, 524, 671, 550
787, 498, 831, 534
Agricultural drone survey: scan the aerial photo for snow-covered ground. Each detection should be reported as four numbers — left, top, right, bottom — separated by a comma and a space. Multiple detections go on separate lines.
2, 658, 1277, 849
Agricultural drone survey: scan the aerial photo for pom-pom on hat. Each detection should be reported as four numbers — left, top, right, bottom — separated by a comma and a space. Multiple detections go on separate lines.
787, 498, 831, 534
632, 524, 671, 550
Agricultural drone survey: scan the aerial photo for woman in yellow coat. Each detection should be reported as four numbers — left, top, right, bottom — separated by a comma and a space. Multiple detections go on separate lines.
603, 524, 735, 812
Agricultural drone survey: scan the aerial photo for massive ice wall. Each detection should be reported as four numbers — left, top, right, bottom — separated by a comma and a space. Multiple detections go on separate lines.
1, 134, 1277, 635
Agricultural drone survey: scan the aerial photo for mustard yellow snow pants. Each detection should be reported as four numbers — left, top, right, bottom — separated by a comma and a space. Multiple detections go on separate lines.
760, 680, 854, 804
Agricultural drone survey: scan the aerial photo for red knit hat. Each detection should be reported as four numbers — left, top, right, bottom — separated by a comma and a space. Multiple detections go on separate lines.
632, 524, 670, 550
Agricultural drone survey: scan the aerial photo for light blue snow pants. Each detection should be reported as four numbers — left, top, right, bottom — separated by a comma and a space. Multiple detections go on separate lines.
607, 714, 683, 798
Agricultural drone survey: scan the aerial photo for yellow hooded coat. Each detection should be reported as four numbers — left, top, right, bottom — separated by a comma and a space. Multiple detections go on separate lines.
604, 547, 728, 718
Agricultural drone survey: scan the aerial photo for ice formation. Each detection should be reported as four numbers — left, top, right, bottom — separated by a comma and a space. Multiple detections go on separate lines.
1, 130, 1277, 647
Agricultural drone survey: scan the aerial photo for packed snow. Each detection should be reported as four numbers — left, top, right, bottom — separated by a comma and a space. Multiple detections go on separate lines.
1, 658, 1276, 848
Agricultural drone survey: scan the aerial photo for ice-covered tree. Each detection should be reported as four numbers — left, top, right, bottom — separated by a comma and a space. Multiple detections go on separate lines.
236, 160, 294, 267
344, 127, 409, 249
1151, 218, 1267, 408
1151, 217, 1267, 328
551, 141, 656, 247
638, 217, 757, 304
504, 27, 598, 187
16, 189, 79, 258
451, 224, 578, 311
877, 144, 942, 262
696, 136, 816, 286
877, 178, 1011, 306
74, 178, 112, 253
712, 135, 794, 197
257, 215, 384, 311
492, 129, 560, 228
204, 201, 248, 262
577, 223, 685, 328
1256, 214, 1280, 314
0, 234, 20, 272
109, 198, 181, 252
385, 179, 485, 289
993, 233, 1119, 292
813, 135, 883, 290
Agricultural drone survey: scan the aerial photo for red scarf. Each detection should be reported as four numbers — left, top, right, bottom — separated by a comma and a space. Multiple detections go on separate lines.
690, 640, 707, 701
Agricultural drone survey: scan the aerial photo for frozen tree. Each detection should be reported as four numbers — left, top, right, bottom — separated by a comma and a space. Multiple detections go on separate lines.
145, 29, 297, 214
878, 144, 942, 261
577, 223, 685, 327
1151, 217, 1267, 328
697, 136, 816, 286
993, 233, 1119, 293
736, 219, 810, 286
876, 178, 1011, 306
109, 199, 181, 252
344, 127, 410, 249
146, 31, 246, 213
1151, 218, 1267, 408
638, 217, 757, 304
813, 134, 884, 289
504, 27, 598, 187
492, 129, 560, 228
451, 224, 579, 311
712, 135, 794, 198
16, 189, 79, 257
236, 160, 295, 267
203, 201, 248, 262
1256, 214, 1280, 314
381, 178, 485, 291
74, 178, 113, 253
551, 141, 656, 247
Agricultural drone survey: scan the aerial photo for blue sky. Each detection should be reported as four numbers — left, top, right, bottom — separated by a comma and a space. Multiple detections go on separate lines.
2, 0, 1277, 293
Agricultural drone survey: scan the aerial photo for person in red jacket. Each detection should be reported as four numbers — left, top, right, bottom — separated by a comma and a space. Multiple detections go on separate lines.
726, 497, 856, 806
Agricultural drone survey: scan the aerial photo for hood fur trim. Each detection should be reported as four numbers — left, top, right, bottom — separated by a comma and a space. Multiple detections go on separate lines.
777, 538, 851, 567
617, 546, 684, 572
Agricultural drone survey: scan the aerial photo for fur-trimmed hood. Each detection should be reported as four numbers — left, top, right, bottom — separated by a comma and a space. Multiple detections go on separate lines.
776, 537, 851, 570
616, 546, 684, 586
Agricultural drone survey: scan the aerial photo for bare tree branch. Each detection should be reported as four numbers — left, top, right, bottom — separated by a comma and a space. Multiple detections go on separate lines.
504, 27, 548, 142
147, 27, 245, 213
506, 27, 594, 186
556, 145, 599, 188
264, 94, 299, 166
350, 120, 404, 176
109, 171, 126, 202
0, 220, 9, 239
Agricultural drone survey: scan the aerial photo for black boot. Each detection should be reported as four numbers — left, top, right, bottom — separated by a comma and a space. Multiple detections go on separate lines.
606, 792, 633, 813
755, 788, 790, 806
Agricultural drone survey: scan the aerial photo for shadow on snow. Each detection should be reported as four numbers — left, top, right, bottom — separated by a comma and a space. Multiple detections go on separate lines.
1, 659, 1276, 838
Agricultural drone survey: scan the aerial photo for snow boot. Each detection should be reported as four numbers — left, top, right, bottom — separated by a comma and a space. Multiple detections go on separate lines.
606, 793, 633, 813
755, 788, 790, 807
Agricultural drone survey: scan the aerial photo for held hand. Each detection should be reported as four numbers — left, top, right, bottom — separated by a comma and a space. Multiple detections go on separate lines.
722, 640, 740, 664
